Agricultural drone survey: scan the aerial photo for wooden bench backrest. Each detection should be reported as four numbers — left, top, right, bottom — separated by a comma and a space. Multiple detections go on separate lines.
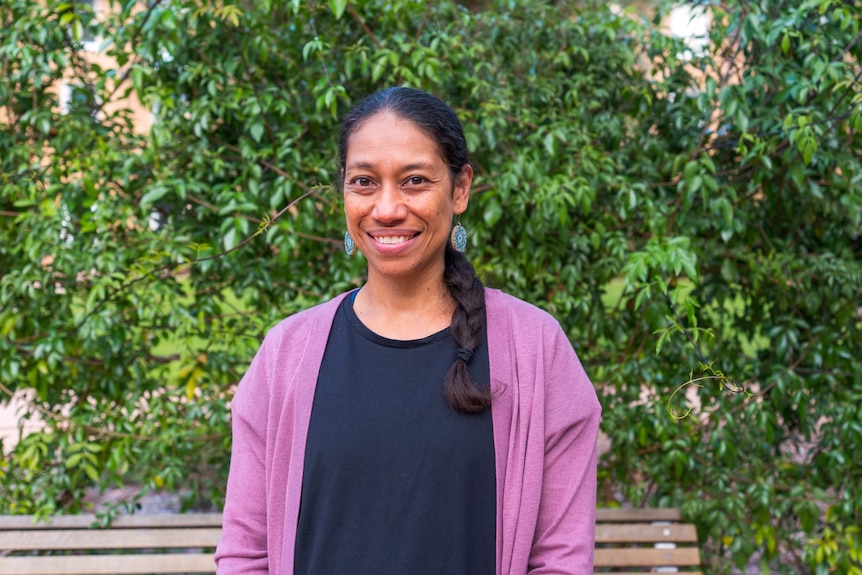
0, 514, 220, 575
595, 508, 702, 573
1, 510, 700, 574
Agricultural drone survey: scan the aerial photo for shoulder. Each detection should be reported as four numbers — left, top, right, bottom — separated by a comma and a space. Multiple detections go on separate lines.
484, 288, 598, 405
484, 287, 562, 334
484, 287, 581, 372
259, 291, 351, 353
269, 292, 348, 332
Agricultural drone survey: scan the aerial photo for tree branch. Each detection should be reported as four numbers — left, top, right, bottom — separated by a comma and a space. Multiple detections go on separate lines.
348, 4, 382, 49
414, 0, 433, 43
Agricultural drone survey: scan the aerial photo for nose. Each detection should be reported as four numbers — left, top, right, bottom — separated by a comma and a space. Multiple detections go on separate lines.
371, 183, 407, 223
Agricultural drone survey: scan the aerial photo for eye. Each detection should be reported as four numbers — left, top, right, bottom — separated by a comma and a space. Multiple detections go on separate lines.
407, 176, 427, 186
351, 176, 373, 187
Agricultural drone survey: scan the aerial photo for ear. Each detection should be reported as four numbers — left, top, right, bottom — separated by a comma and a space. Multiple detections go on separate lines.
452, 164, 473, 215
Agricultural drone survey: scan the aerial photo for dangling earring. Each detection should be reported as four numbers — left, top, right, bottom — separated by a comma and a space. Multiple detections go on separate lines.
344, 230, 355, 256
450, 219, 467, 253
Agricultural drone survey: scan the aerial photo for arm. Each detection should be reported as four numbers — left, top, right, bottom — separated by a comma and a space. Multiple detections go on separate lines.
215, 341, 271, 575
528, 327, 602, 574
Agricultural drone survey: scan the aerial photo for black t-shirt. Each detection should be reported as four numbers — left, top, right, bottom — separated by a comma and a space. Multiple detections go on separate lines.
294, 295, 495, 575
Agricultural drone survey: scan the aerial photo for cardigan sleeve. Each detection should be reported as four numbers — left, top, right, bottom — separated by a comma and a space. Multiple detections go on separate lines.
215, 338, 272, 575
528, 325, 601, 574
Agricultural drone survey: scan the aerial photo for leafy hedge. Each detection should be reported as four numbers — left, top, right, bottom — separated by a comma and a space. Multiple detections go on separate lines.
1, 0, 860, 571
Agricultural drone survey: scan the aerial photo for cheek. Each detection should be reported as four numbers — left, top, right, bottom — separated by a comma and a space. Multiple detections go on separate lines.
343, 197, 365, 219
344, 208, 361, 233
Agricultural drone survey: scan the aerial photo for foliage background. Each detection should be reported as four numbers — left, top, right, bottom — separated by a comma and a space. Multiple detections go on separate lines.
1, 0, 861, 572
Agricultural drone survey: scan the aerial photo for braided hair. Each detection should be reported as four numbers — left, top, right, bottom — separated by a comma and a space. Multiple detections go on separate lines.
337, 87, 491, 413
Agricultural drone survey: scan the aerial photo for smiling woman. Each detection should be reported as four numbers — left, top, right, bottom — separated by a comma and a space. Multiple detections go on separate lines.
214, 87, 602, 575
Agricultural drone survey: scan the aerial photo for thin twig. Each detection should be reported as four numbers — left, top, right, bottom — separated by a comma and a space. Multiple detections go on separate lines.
294, 230, 341, 246
214, 140, 313, 193
414, 0, 433, 42
834, 27, 862, 63
347, 4, 382, 49
187, 194, 263, 224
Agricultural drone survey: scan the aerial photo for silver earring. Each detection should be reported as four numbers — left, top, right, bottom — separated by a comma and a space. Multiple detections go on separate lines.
344, 230, 355, 256
450, 220, 467, 253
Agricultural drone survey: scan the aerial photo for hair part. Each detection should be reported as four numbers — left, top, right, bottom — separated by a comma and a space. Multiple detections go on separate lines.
338, 87, 490, 413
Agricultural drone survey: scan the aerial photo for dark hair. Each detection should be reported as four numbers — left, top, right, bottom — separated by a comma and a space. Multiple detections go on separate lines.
338, 87, 491, 413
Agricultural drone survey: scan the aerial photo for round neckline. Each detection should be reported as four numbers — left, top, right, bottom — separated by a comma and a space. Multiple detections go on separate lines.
341, 295, 451, 348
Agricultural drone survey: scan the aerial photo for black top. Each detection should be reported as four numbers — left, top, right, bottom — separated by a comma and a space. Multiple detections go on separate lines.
294, 294, 495, 575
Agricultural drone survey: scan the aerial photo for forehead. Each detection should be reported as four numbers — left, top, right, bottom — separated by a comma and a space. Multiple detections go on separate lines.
345, 112, 444, 167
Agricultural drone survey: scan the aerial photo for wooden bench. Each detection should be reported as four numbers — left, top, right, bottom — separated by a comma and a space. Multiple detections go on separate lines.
595, 508, 701, 573
0, 514, 219, 575
1, 509, 700, 574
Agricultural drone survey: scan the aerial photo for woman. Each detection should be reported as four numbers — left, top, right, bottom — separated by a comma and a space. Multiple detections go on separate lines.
215, 87, 601, 575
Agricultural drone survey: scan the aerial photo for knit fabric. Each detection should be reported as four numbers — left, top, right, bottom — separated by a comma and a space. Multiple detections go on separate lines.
215, 287, 601, 575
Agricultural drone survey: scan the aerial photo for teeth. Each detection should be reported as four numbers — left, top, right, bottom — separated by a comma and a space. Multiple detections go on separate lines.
375, 236, 410, 244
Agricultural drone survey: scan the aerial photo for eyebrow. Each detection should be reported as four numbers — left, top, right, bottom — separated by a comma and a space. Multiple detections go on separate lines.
400, 162, 436, 172
345, 161, 437, 172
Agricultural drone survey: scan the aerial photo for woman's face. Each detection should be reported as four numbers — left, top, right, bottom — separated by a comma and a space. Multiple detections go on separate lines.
343, 112, 471, 284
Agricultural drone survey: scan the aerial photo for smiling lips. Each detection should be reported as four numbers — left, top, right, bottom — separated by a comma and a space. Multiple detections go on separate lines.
371, 233, 417, 245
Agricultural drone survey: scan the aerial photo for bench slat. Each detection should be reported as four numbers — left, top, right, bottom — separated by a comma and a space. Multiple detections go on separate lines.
0, 514, 222, 530
595, 508, 683, 522
0, 554, 215, 575
594, 546, 701, 567
596, 522, 697, 543
0, 528, 221, 551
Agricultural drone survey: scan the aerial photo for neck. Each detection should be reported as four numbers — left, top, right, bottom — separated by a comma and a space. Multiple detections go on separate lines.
354, 265, 454, 340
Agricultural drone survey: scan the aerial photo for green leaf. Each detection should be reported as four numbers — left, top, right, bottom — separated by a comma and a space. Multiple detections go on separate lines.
543, 132, 555, 155
250, 123, 264, 143
83, 463, 100, 482
483, 199, 503, 226
0, 313, 16, 337
686, 175, 703, 195
681, 254, 698, 281
683, 160, 699, 181
223, 227, 237, 251
328, 0, 348, 19
139, 186, 169, 209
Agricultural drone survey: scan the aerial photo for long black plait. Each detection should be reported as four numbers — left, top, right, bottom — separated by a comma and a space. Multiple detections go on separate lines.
443, 244, 491, 413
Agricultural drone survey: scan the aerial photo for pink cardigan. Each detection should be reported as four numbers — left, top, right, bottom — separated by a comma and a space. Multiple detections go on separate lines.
215, 287, 601, 574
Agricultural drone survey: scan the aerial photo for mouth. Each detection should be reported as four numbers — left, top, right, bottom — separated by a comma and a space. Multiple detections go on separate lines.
370, 233, 417, 245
